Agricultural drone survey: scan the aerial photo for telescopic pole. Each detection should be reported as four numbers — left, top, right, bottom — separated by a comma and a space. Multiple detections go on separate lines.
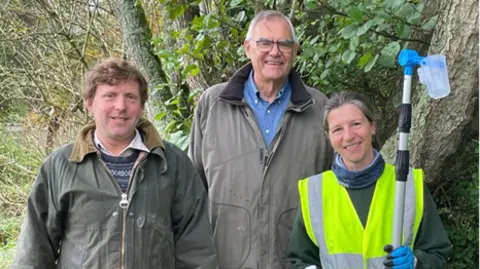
392, 49, 424, 248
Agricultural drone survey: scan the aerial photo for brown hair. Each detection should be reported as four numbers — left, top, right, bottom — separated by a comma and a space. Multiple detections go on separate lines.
324, 91, 381, 150
82, 57, 148, 105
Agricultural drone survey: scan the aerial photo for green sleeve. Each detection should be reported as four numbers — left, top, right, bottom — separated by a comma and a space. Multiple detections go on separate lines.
11, 155, 64, 268
413, 182, 453, 269
286, 206, 322, 269
171, 149, 217, 269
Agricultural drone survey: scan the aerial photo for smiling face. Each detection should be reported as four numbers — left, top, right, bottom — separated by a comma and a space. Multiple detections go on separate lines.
84, 79, 144, 147
244, 16, 299, 85
327, 103, 376, 171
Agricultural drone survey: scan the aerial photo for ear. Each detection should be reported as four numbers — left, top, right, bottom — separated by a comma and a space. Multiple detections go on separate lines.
293, 42, 300, 53
84, 98, 93, 115
244, 40, 252, 59
371, 122, 377, 135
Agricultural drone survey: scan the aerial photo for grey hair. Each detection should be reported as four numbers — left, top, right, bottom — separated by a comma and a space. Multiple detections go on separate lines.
245, 10, 298, 43
323, 91, 381, 149
323, 91, 377, 132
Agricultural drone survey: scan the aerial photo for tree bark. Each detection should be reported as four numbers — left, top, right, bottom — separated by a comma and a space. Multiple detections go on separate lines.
115, 0, 171, 119
381, 0, 479, 184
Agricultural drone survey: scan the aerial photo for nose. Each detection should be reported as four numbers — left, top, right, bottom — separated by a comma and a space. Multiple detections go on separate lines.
343, 127, 355, 141
269, 43, 281, 56
115, 96, 127, 111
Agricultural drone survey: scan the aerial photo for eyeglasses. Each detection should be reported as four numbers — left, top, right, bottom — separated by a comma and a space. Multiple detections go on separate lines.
250, 39, 296, 53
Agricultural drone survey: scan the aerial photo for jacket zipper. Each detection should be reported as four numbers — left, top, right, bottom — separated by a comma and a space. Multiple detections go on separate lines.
119, 193, 129, 269
120, 153, 147, 269
97, 152, 147, 269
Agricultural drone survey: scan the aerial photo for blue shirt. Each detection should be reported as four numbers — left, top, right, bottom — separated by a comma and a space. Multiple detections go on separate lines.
243, 71, 291, 147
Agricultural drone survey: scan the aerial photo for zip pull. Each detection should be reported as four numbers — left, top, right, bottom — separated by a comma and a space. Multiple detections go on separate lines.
119, 193, 129, 209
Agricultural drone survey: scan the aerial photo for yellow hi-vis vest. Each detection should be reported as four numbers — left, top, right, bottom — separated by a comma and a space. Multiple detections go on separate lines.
298, 163, 424, 269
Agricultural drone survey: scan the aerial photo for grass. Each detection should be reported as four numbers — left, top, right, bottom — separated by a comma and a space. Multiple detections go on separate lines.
0, 247, 16, 268
0, 215, 21, 268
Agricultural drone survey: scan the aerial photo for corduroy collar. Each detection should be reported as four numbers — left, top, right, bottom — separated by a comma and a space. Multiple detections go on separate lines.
218, 63, 312, 107
69, 118, 165, 163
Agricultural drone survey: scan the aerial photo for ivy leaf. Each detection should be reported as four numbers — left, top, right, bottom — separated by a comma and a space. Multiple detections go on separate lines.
235, 11, 246, 22
348, 7, 364, 22
231, 28, 238, 38
384, 0, 405, 10
204, 14, 220, 29
381, 41, 401, 57
191, 16, 204, 31
422, 15, 438, 30
339, 0, 353, 6
376, 23, 392, 32
305, 0, 317, 9
342, 50, 356, 64
342, 25, 358, 39
396, 24, 411, 39
395, 3, 415, 19
154, 111, 166, 121
371, 16, 385, 26
230, 0, 243, 7
358, 52, 373, 68
309, 35, 320, 45
357, 20, 374, 36
328, 43, 341, 53
375, 10, 393, 21
169, 4, 186, 20
164, 121, 178, 134
320, 69, 330, 80
182, 64, 200, 78
364, 54, 379, 72
349, 36, 359, 50
378, 54, 396, 67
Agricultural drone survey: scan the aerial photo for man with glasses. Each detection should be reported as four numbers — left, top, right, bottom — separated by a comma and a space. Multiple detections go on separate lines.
189, 10, 333, 269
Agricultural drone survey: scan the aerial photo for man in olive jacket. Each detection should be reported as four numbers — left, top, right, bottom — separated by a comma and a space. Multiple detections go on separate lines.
189, 11, 332, 269
11, 58, 216, 269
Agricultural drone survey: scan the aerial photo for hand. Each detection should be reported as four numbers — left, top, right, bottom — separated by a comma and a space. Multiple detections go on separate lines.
383, 244, 415, 269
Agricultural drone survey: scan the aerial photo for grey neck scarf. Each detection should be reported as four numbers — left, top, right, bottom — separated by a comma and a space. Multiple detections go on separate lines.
332, 149, 385, 189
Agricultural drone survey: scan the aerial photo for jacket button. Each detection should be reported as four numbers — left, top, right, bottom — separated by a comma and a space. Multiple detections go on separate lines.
137, 216, 145, 227
129, 212, 135, 217
112, 212, 118, 217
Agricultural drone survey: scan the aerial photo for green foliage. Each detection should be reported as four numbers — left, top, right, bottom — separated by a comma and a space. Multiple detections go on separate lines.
152, 0, 428, 146
0, 128, 42, 267
154, 87, 201, 151
152, 0, 255, 150
433, 140, 479, 269
294, 0, 431, 94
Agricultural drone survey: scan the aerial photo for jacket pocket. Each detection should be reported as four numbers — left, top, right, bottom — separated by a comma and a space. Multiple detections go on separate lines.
147, 214, 175, 268
57, 239, 85, 269
211, 203, 251, 269
275, 207, 297, 269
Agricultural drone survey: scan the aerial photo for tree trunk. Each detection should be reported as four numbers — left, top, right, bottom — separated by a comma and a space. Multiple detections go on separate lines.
162, 2, 210, 91
115, 0, 171, 120
381, 0, 479, 184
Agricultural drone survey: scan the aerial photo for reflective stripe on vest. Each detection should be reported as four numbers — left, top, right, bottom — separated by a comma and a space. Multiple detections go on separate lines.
298, 164, 424, 269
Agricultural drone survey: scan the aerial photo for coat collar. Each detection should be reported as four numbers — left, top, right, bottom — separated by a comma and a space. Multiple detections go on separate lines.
69, 118, 165, 163
218, 63, 312, 107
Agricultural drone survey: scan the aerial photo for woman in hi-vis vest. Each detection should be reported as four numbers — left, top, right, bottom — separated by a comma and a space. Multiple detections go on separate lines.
286, 92, 452, 269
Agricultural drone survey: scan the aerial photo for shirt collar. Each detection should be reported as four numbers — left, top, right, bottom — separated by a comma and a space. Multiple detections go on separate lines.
94, 129, 150, 157
248, 70, 289, 101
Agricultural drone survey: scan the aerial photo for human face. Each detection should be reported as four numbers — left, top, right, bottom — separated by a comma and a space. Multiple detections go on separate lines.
327, 104, 376, 171
84, 79, 144, 146
244, 17, 299, 85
